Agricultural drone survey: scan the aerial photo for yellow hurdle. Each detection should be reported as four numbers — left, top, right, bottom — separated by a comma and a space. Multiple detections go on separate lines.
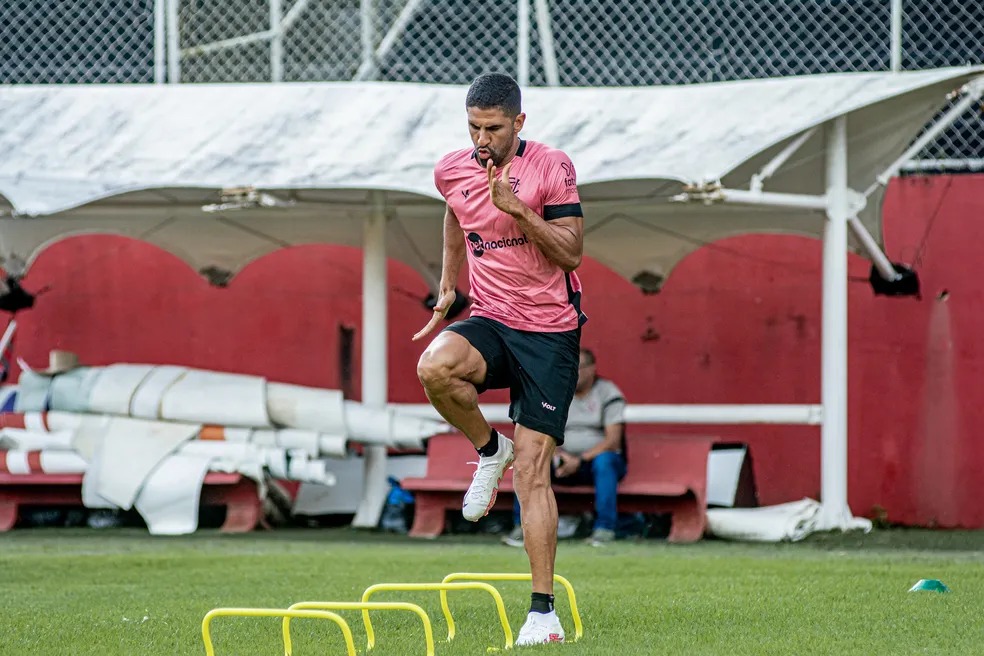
201, 608, 355, 656
441, 573, 583, 641
282, 601, 435, 656
361, 581, 513, 650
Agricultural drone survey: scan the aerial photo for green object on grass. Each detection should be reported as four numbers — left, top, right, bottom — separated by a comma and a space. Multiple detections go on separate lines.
909, 578, 950, 593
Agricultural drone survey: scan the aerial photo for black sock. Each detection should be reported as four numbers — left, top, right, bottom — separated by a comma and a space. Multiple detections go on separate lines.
476, 429, 499, 457
530, 592, 554, 614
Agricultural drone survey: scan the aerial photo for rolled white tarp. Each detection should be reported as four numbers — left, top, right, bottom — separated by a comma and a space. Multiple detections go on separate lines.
266, 383, 346, 434
706, 498, 824, 542
81, 450, 116, 509
0, 448, 87, 474
92, 416, 201, 509
10, 362, 451, 447
1, 411, 354, 459
87, 364, 154, 416
0, 427, 74, 451
133, 453, 212, 535
178, 441, 336, 486
161, 370, 270, 427
343, 402, 443, 449
128, 365, 186, 419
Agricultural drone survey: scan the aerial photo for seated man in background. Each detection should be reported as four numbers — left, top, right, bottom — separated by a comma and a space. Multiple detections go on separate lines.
503, 347, 627, 547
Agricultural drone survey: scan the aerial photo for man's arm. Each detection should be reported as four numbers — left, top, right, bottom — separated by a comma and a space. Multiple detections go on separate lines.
579, 423, 623, 462
438, 203, 466, 294
512, 210, 582, 273
555, 421, 622, 476
583, 385, 627, 461
412, 204, 465, 341
487, 160, 583, 272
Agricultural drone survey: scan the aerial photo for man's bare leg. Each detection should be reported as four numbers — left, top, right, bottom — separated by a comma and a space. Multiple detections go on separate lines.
417, 331, 493, 448
512, 426, 558, 595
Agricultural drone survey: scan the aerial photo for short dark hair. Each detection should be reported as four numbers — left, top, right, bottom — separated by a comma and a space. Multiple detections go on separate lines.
465, 73, 522, 117
579, 348, 596, 366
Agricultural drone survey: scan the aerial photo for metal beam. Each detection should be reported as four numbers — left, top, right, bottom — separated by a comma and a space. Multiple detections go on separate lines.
750, 127, 819, 192
672, 185, 828, 211
353, 0, 427, 81
517, 0, 531, 86
890, 0, 903, 72
848, 217, 900, 282
166, 0, 181, 83
533, 0, 560, 85
179, 0, 312, 60
392, 403, 824, 425
154, 0, 166, 83
867, 77, 984, 195
351, 192, 390, 528
270, 0, 284, 82
360, 0, 377, 82
817, 116, 871, 533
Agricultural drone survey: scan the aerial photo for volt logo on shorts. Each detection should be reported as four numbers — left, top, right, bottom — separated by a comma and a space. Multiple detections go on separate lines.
467, 232, 531, 258
541, 401, 556, 411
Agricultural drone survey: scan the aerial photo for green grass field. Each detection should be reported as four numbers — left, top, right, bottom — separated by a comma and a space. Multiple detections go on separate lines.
2, 527, 983, 655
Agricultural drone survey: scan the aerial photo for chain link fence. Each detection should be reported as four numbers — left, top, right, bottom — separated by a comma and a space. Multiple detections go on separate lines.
0, 0, 980, 164
0, 0, 156, 83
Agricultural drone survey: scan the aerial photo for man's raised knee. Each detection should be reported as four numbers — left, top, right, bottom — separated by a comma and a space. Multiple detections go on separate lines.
416, 350, 454, 390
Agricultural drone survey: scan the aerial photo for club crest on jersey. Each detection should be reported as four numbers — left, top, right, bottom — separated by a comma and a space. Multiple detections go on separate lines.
467, 231, 530, 258
509, 177, 521, 193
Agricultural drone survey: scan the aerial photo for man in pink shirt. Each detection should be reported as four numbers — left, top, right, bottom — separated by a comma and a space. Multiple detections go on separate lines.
414, 73, 585, 646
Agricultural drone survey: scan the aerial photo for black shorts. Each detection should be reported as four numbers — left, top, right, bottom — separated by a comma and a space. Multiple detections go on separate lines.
444, 316, 580, 444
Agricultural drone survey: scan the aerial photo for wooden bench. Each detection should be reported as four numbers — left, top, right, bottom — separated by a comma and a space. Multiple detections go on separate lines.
0, 471, 263, 533
402, 433, 715, 543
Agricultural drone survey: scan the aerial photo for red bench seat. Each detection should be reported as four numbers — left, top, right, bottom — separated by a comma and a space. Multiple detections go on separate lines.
0, 471, 263, 533
402, 433, 714, 543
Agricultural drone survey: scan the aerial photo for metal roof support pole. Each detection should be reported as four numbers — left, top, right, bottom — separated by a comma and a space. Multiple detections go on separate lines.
270, 0, 284, 82
749, 126, 819, 193
533, 0, 560, 86
352, 191, 390, 528
890, 0, 903, 73
354, 0, 426, 81
868, 77, 984, 194
848, 217, 900, 282
359, 0, 376, 82
818, 115, 872, 533
517, 0, 531, 86
154, 0, 166, 83
166, 0, 181, 83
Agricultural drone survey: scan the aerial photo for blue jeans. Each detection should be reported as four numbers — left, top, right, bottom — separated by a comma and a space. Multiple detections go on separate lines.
513, 451, 627, 532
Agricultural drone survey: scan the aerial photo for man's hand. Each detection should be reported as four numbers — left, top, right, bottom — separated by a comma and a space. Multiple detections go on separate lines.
487, 159, 525, 217
554, 451, 581, 478
412, 288, 456, 341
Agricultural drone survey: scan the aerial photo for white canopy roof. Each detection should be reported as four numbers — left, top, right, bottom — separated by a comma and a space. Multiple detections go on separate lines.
0, 67, 979, 288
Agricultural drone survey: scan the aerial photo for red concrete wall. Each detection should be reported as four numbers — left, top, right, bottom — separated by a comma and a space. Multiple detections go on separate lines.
11, 174, 984, 527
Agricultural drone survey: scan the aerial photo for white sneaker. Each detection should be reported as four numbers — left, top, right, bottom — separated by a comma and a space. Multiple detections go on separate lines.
515, 610, 565, 646
586, 528, 615, 547
501, 525, 524, 548
462, 433, 514, 522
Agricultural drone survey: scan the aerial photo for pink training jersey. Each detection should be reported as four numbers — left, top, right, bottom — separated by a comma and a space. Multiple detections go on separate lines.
434, 139, 586, 333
